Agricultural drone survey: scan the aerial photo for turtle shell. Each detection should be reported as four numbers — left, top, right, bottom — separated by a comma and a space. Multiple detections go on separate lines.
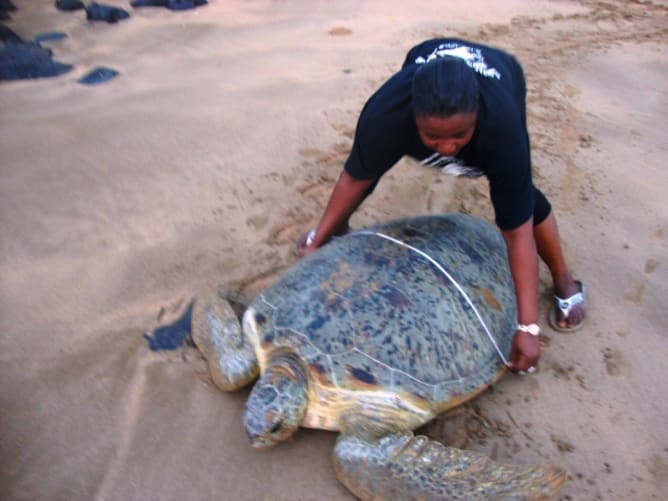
245, 214, 516, 412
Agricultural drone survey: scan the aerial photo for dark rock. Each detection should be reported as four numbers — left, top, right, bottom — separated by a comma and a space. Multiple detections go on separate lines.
131, 0, 207, 11
77, 66, 119, 85
0, 23, 21, 43
55, 0, 85, 11
34, 31, 68, 43
85, 2, 130, 23
0, 0, 16, 20
0, 40, 73, 80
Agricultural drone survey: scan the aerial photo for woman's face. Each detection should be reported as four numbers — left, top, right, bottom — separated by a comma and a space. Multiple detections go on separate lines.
415, 112, 476, 157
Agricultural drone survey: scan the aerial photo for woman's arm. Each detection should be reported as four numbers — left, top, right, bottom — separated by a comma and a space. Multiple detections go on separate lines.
298, 170, 376, 256
500, 217, 541, 371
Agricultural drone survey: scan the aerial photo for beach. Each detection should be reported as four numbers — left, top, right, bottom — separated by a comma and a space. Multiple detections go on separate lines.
1, 1, 667, 499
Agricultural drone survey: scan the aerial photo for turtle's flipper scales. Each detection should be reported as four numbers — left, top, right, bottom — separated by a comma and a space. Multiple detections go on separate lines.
192, 292, 259, 391
333, 432, 566, 500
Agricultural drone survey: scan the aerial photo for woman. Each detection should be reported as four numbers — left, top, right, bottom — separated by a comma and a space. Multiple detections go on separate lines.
297, 38, 586, 373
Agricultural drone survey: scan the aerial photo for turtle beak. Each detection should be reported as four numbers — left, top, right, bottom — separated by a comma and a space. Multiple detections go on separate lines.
245, 428, 263, 447
243, 415, 264, 447
245, 429, 276, 449
244, 412, 279, 449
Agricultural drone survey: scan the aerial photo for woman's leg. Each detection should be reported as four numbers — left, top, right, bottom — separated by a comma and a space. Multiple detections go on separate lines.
533, 211, 586, 329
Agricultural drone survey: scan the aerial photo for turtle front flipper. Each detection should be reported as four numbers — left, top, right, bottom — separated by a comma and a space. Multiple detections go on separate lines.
192, 292, 259, 391
333, 432, 566, 500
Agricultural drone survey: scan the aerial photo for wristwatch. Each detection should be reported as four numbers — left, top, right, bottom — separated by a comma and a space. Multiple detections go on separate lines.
517, 323, 541, 336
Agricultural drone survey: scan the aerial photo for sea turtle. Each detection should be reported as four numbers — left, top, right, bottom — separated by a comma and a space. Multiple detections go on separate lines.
191, 213, 566, 500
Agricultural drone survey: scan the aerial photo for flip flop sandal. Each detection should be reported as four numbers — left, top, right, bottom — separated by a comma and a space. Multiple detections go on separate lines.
548, 280, 586, 333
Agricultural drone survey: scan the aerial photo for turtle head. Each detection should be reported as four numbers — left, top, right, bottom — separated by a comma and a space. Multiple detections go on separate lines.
243, 355, 309, 448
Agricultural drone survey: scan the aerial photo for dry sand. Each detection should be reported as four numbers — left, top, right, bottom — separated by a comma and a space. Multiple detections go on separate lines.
1, 1, 667, 499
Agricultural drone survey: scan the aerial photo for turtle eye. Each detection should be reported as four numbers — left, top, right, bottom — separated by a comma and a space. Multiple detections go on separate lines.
269, 422, 282, 434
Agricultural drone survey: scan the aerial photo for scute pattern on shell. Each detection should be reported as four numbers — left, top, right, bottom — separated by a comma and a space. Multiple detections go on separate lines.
249, 214, 517, 406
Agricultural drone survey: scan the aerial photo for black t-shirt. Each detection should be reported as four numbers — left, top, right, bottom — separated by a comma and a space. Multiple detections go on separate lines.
344, 38, 533, 230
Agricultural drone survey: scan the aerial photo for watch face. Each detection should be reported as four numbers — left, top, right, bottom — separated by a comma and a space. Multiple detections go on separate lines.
520, 324, 540, 335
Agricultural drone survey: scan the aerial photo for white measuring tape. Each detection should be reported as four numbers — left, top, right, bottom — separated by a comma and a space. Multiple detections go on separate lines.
352, 230, 512, 368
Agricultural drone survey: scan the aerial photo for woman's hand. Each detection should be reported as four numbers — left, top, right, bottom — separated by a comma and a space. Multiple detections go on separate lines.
508, 330, 540, 373
294, 171, 376, 259
296, 229, 318, 257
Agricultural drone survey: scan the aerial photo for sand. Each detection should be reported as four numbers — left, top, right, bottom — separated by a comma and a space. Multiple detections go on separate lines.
1, 0, 667, 499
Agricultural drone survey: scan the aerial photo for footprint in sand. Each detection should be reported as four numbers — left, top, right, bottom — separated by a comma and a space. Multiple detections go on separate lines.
328, 27, 352, 36
246, 213, 270, 230
551, 362, 575, 381
227, 266, 286, 305
269, 220, 315, 245
644, 258, 660, 274
602, 347, 630, 377
297, 181, 334, 202
643, 454, 668, 491
550, 434, 575, 454
623, 281, 645, 304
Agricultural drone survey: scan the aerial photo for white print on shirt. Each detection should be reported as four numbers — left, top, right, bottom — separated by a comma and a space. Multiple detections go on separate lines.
414, 43, 501, 80
420, 152, 484, 178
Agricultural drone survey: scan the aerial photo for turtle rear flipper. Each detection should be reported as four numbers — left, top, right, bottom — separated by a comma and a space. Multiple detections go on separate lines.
333, 432, 566, 500
192, 292, 259, 391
